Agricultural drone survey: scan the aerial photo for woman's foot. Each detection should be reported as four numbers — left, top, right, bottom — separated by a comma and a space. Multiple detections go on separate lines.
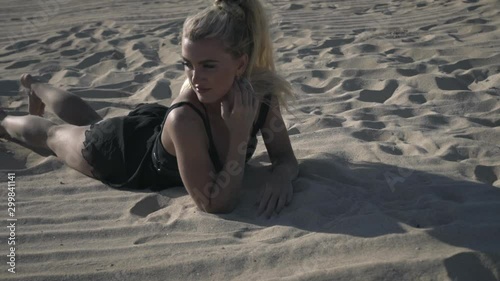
20, 74, 45, 116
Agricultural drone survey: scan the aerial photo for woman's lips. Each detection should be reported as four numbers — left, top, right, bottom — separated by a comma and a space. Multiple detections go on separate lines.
196, 87, 211, 93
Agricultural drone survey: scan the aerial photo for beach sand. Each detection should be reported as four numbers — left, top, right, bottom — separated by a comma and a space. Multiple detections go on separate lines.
0, 0, 499, 280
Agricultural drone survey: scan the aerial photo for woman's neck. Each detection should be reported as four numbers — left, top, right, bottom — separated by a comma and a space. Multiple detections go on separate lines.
201, 99, 222, 120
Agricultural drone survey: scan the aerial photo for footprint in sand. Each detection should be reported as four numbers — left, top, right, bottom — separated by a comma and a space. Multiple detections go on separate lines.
467, 4, 483, 11
60, 48, 86, 57
130, 195, 165, 217
416, 1, 428, 8
351, 129, 400, 143
357, 79, 399, 103
439, 59, 473, 73
301, 77, 342, 94
474, 165, 499, 186
297, 48, 319, 59
319, 37, 356, 49
5, 39, 38, 51
378, 144, 404, 156
466, 117, 500, 128
397, 64, 427, 77
358, 120, 386, 130
445, 252, 500, 281
444, 16, 468, 25
5, 59, 41, 69
0, 80, 21, 96
73, 50, 125, 69
435, 77, 471, 91
439, 145, 471, 162
378, 54, 415, 65
340, 78, 365, 92
419, 24, 437, 31
282, 3, 304, 11
408, 93, 427, 104
466, 18, 488, 24
388, 108, 415, 119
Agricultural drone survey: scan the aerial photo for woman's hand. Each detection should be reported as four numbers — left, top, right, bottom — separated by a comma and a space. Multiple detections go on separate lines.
221, 78, 259, 137
256, 170, 294, 219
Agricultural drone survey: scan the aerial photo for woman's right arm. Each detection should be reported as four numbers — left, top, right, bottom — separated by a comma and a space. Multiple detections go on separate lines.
167, 79, 258, 213
166, 107, 249, 213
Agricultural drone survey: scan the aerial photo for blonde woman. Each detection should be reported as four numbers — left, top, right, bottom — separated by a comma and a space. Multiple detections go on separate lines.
0, 0, 298, 218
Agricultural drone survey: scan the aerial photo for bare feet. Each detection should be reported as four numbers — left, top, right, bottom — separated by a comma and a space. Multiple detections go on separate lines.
20, 74, 45, 116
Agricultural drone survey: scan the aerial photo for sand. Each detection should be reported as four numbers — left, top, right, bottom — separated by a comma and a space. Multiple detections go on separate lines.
0, 0, 499, 280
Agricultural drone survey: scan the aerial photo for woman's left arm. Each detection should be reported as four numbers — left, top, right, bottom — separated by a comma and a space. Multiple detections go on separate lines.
256, 96, 299, 218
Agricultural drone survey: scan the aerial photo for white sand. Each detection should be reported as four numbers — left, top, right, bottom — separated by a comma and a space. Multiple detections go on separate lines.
1, 0, 499, 280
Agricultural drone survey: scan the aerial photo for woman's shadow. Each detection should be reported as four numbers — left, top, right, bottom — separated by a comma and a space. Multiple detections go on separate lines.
221, 155, 500, 280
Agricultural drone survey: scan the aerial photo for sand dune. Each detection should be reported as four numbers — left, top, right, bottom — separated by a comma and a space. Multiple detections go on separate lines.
1, 0, 499, 280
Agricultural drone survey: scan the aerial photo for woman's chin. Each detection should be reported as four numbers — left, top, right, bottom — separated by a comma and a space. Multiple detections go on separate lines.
197, 92, 225, 104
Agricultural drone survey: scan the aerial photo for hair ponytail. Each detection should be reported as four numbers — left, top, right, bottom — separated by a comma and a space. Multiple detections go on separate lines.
182, 0, 296, 112
238, 0, 275, 74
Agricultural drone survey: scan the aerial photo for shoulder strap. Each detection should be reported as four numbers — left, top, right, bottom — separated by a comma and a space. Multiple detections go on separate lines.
199, 103, 223, 172
250, 94, 273, 137
165, 102, 205, 121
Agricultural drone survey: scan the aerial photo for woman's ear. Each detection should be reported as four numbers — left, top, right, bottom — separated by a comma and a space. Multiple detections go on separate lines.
236, 53, 249, 77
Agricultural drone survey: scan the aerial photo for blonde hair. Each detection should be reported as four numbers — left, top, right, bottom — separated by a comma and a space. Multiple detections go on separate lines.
181, 0, 296, 112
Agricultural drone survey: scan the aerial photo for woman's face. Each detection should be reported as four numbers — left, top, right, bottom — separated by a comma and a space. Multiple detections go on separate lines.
181, 37, 247, 104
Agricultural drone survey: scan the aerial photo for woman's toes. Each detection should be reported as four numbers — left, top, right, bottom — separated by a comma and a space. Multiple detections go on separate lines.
20, 73, 41, 89
20, 73, 33, 88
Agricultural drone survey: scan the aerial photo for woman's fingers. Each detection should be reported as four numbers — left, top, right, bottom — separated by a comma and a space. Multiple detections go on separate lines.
276, 190, 287, 214
264, 194, 278, 218
257, 182, 291, 218
257, 183, 272, 215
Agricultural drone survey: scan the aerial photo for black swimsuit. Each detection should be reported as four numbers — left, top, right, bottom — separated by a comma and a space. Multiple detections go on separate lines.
82, 94, 272, 191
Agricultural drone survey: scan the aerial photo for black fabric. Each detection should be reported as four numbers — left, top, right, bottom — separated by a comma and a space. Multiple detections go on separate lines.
247, 93, 273, 159
251, 94, 272, 137
81, 94, 273, 191
81, 103, 173, 190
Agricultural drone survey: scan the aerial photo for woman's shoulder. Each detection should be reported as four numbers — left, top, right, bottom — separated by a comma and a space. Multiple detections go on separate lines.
165, 90, 210, 136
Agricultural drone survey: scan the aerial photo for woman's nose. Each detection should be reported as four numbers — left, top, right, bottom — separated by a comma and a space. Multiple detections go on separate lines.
191, 69, 206, 84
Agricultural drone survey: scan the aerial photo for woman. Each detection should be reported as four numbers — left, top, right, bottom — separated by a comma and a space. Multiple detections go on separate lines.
0, 0, 298, 218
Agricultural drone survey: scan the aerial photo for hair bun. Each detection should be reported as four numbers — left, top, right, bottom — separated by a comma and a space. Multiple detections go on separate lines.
214, 0, 246, 20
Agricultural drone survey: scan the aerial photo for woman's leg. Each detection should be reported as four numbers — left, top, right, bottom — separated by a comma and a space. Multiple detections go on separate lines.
0, 109, 94, 178
21, 74, 102, 126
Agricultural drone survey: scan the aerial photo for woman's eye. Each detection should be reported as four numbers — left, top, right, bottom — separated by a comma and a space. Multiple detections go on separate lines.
181, 62, 192, 69
204, 64, 216, 69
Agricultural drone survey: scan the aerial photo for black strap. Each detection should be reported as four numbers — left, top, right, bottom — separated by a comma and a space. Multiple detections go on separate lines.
163, 102, 205, 123
250, 94, 273, 137
200, 103, 223, 172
